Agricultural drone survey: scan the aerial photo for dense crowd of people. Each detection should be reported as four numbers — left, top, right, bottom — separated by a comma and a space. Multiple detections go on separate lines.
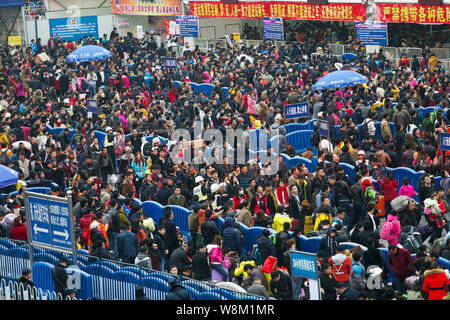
0, 25, 449, 300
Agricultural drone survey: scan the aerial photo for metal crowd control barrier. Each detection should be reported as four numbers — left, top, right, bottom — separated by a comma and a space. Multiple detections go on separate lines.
0, 240, 267, 300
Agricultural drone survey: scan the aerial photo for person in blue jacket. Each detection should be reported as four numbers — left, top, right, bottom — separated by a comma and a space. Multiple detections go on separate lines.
317, 226, 338, 262
221, 216, 242, 255
117, 224, 138, 264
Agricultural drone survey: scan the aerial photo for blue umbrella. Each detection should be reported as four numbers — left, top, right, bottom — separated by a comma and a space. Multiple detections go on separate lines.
0, 164, 18, 188
312, 70, 368, 91
342, 53, 358, 62
66, 45, 112, 63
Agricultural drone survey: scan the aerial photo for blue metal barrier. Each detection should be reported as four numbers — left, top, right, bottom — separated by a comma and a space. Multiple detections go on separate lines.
286, 130, 314, 154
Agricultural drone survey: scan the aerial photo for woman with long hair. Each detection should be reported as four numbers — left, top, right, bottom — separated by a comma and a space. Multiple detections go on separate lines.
207, 235, 229, 282
381, 170, 398, 216
132, 151, 147, 194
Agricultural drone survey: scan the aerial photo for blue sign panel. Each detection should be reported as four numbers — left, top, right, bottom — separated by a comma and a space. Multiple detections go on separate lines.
28, 195, 51, 246
175, 16, 199, 38
263, 17, 284, 41
164, 57, 177, 69
441, 132, 450, 151
355, 22, 388, 46
285, 103, 308, 119
87, 99, 98, 113
318, 120, 329, 137
28, 193, 72, 251
49, 16, 99, 42
291, 251, 318, 279
0, 0, 24, 7
48, 199, 72, 250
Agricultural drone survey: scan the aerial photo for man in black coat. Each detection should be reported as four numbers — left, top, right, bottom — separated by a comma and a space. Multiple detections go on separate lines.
168, 245, 191, 276
191, 243, 211, 281
269, 270, 293, 300
363, 203, 380, 233
256, 229, 276, 265
201, 210, 220, 245
17, 268, 35, 289
52, 257, 69, 296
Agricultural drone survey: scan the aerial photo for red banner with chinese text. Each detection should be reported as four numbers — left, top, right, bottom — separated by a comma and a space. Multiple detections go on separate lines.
189, 1, 366, 21
376, 3, 450, 23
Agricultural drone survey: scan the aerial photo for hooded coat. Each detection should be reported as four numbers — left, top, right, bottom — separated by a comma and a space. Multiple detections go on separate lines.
422, 268, 449, 300
222, 217, 241, 252
329, 252, 352, 283
317, 228, 338, 261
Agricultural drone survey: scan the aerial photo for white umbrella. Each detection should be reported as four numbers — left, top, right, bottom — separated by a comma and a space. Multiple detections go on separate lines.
12, 141, 31, 150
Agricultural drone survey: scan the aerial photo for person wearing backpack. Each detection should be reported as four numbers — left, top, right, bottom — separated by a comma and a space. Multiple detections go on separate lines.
381, 210, 401, 246
361, 113, 376, 140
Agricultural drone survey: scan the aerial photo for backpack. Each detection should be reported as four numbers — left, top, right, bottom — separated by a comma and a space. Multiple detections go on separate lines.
365, 185, 377, 205
399, 226, 422, 253
0, 151, 9, 165
380, 219, 397, 240
360, 119, 372, 140
252, 247, 262, 266
311, 129, 320, 148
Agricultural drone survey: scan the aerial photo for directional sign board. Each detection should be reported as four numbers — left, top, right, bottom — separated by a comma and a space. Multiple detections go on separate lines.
26, 191, 74, 253
290, 250, 321, 300
285, 103, 308, 120
291, 250, 318, 279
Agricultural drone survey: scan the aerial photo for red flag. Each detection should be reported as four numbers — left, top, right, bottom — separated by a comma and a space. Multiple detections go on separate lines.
163, 18, 171, 35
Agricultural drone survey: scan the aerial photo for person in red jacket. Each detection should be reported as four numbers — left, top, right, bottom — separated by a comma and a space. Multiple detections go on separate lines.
328, 245, 352, 285
388, 244, 413, 294
10, 216, 27, 242
380, 170, 398, 216
422, 261, 449, 300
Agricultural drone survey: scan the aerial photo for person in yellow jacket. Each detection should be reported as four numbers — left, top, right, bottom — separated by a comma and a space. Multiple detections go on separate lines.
272, 207, 292, 233
314, 207, 333, 231
233, 260, 257, 281
428, 53, 438, 72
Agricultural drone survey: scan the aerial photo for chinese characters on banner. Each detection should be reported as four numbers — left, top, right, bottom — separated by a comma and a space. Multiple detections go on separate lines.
440, 133, 450, 151
112, 0, 182, 16
189, 1, 366, 21
376, 4, 450, 23
285, 103, 308, 120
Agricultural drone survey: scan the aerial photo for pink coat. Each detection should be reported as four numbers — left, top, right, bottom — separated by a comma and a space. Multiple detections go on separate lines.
398, 185, 416, 199
384, 214, 401, 246
208, 245, 223, 263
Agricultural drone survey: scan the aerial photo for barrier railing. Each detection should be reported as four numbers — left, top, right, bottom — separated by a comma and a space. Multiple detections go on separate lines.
0, 239, 267, 300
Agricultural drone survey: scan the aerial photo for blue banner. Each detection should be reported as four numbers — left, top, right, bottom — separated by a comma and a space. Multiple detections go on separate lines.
355, 21, 388, 46
0, 0, 24, 7
175, 16, 199, 38
291, 251, 318, 279
318, 120, 329, 137
441, 132, 450, 151
49, 16, 98, 42
164, 57, 177, 69
28, 195, 51, 247
285, 103, 308, 119
87, 99, 98, 113
27, 193, 72, 251
263, 17, 284, 41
